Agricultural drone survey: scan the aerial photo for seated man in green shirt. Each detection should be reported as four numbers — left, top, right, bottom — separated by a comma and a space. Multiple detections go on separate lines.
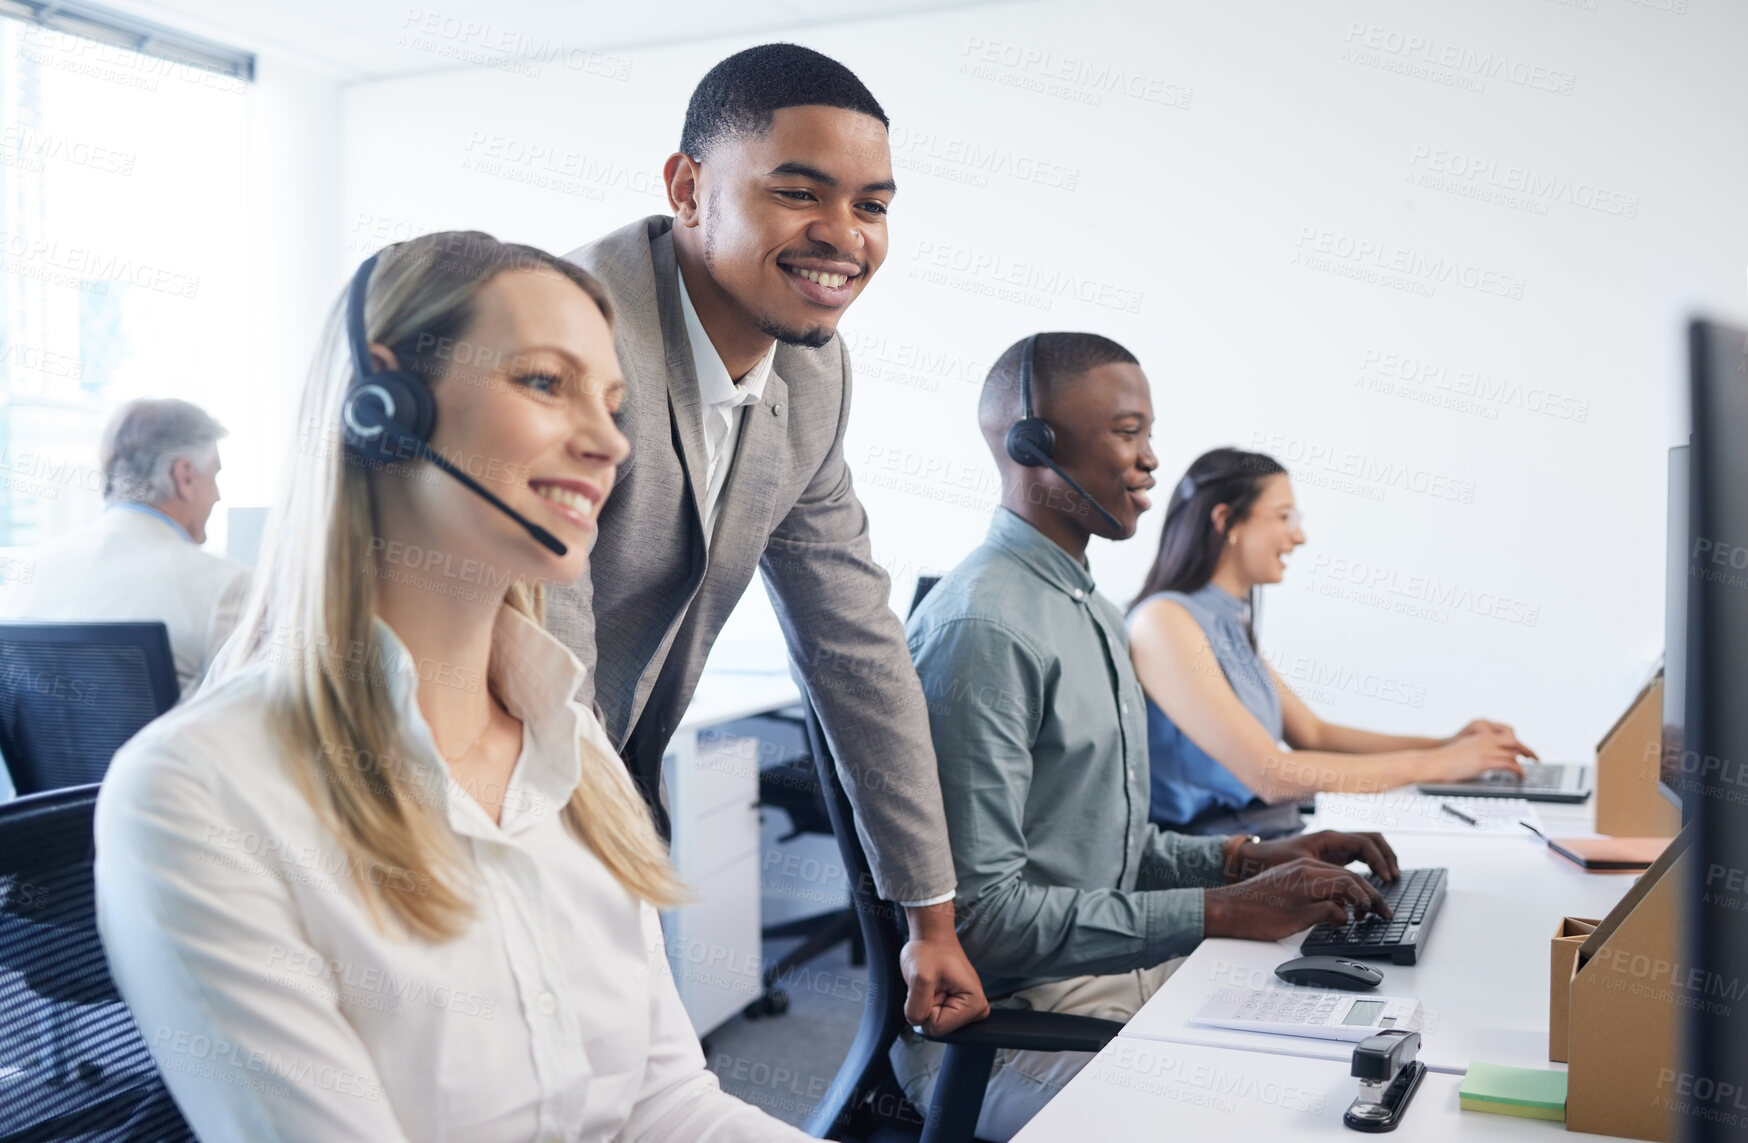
894, 332, 1400, 1141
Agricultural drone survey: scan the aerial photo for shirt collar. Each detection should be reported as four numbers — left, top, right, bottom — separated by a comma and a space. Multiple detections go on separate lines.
677, 263, 776, 411
108, 500, 192, 543
372, 604, 587, 838
986, 507, 1098, 598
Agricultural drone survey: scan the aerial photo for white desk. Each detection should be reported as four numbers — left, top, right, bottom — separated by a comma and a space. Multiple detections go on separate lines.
1122, 831, 1637, 1073
662, 668, 801, 1037
1013, 1038, 1618, 1141
1016, 784, 1647, 1141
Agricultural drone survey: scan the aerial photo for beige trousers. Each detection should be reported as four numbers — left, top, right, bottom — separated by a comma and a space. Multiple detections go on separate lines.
890, 957, 1184, 1142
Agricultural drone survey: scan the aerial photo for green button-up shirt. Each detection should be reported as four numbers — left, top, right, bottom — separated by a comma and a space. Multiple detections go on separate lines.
907, 508, 1228, 996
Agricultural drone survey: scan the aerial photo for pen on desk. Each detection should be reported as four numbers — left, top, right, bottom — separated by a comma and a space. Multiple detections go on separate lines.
1438, 802, 1481, 828
1519, 819, 1548, 841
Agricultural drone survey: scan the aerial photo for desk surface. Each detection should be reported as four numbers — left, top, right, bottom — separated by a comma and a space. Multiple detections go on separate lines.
1122, 831, 1637, 1073
1021, 786, 1644, 1142
1013, 1037, 1617, 1142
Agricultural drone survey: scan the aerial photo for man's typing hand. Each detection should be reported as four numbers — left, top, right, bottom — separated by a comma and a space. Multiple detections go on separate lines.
1227, 830, 1399, 884
1204, 857, 1392, 942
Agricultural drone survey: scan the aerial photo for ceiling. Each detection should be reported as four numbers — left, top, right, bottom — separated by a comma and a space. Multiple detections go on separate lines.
92, 0, 1002, 81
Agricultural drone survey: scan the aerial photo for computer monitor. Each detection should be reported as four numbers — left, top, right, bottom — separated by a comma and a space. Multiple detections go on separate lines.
1681, 316, 1748, 1141
225, 504, 269, 568
1659, 444, 1689, 813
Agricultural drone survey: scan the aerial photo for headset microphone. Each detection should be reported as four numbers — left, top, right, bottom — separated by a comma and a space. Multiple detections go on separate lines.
340, 252, 568, 558
1003, 333, 1124, 534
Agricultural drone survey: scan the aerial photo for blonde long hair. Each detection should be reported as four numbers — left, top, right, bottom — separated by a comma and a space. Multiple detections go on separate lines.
219, 232, 683, 940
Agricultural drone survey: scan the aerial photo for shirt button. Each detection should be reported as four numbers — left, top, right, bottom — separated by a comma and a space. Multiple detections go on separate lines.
537, 991, 557, 1017
1121, 702, 1129, 714
1071, 588, 1084, 600
771, 402, 783, 415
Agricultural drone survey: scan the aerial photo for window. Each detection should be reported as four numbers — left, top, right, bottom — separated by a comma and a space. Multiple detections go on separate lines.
0, 13, 252, 553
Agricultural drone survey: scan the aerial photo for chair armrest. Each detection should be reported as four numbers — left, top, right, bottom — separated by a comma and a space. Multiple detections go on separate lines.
922, 1008, 1123, 1054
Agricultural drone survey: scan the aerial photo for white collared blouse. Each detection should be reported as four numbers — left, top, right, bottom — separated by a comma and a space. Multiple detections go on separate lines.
94, 604, 808, 1142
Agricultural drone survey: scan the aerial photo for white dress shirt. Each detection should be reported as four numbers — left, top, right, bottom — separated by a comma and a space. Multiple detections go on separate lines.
94, 604, 809, 1143
676, 267, 776, 549
0, 503, 250, 696
673, 267, 954, 911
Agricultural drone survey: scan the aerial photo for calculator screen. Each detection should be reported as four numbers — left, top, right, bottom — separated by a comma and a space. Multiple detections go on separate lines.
1341, 1000, 1385, 1027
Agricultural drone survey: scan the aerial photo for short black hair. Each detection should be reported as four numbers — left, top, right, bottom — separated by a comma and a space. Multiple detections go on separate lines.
979, 332, 1141, 441
679, 43, 889, 162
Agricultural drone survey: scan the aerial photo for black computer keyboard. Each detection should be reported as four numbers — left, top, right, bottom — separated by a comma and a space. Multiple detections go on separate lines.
1300, 867, 1447, 966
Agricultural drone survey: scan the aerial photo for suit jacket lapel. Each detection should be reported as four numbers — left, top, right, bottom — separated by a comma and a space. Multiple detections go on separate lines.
711, 368, 786, 561
647, 228, 711, 531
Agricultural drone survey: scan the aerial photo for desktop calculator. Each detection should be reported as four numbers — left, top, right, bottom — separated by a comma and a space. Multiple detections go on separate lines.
1191, 987, 1423, 1043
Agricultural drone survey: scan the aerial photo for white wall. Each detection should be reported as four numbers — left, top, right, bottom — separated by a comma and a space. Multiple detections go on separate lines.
232, 54, 345, 516
171, 49, 345, 559
340, 0, 1748, 759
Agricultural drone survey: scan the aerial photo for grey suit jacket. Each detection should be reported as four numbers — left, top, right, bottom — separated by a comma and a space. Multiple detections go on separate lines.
546, 215, 955, 902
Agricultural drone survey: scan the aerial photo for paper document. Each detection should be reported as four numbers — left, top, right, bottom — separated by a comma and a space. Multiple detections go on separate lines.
1312, 792, 1543, 836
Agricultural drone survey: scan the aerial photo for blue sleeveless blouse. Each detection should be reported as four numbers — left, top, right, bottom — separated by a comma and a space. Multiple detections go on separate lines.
1129, 583, 1284, 828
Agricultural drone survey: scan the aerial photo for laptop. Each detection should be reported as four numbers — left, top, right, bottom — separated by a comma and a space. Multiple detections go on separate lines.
1416, 762, 1592, 803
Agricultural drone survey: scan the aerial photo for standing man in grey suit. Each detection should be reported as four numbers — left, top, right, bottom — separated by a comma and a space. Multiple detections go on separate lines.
547, 44, 990, 1035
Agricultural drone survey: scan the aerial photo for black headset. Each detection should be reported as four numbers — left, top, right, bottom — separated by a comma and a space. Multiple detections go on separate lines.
341, 253, 436, 464
341, 251, 567, 557
1004, 333, 1056, 468
1003, 332, 1122, 533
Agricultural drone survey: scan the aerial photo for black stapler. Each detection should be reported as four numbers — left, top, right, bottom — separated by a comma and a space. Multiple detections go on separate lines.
1343, 1029, 1426, 1132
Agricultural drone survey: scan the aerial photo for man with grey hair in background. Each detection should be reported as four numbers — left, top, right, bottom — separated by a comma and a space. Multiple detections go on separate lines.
1, 397, 251, 697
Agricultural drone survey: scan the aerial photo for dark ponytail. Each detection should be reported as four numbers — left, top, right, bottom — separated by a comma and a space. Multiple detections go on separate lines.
1130, 447, 1288, 614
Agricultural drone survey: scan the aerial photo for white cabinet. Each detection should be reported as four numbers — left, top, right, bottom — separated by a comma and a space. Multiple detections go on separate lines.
658, 671, 801, 1037
660, 706, 786, 1037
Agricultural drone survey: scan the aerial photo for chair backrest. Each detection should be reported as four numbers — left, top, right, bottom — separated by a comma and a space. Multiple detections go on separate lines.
909, 575, 942, 619
0, 622, 178, 795
799, 576, 948, 1137
0, 785, 194, 1140
799, 692, 916, 1137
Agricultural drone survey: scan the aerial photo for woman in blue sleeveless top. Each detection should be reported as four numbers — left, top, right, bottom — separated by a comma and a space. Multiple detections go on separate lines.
1126, 448, 1537, 835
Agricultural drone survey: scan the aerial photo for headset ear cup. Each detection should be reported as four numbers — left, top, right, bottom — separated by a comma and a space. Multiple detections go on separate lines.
1005, 418, 1056, 467
342, 370, 436, 463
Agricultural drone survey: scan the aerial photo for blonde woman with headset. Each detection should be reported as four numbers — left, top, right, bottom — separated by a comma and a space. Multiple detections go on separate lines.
93, 232, 810, 1141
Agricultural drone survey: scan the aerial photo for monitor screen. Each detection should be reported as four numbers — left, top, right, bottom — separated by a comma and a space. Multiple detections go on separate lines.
1660, 444, 1689, 811
1683, 316, 1748, 1134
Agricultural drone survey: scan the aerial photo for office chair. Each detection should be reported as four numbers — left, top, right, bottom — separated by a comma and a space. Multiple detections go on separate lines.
744, 709, 865, 1019
0, 622, 178, 795
908, 576, 941, 620
801, 571, 1121, 1143
0, 784, 194, 1141
746, 573, 946, 1017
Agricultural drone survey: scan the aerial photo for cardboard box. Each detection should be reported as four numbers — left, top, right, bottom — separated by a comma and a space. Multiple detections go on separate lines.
1565, 827, 1690, 1140
1594, 672, 1680, 839
1549, 917, 1599, 1063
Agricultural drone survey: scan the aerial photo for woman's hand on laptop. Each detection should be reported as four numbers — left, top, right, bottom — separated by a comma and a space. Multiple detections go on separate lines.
1449, 718, 1538, 759
1428, 726, 1529, 782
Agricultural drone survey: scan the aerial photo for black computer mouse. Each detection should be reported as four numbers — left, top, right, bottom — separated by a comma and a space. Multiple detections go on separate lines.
1274, 956, 1384, 991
